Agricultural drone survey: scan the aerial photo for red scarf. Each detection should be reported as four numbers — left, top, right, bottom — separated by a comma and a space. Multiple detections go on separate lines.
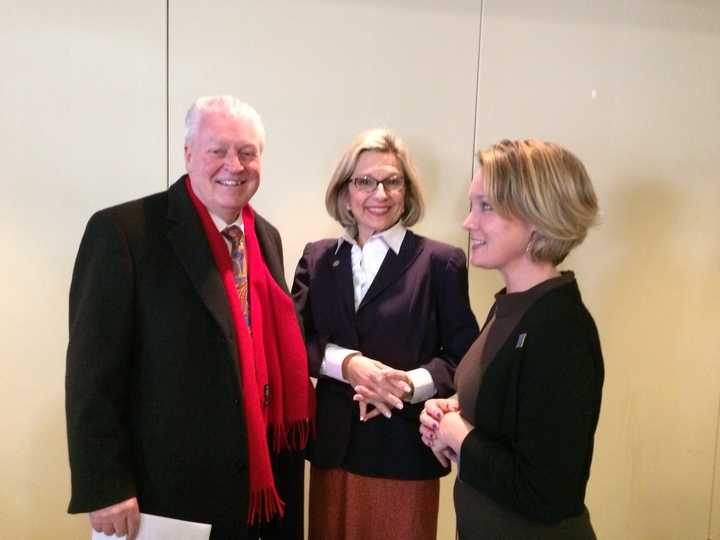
186, 178, 315, 524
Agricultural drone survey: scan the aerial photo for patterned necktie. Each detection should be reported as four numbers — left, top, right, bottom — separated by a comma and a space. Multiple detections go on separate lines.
222, 225, 250, 327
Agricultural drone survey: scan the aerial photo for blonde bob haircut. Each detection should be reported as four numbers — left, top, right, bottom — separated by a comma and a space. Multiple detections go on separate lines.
478, 139, 598, 265
325, 128, 425, 237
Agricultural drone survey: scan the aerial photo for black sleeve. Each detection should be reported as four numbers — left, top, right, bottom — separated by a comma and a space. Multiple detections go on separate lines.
290, 243, 326, 377
65, 211, 137, 512
458, 321, 602, 523
423, 247, 479, 396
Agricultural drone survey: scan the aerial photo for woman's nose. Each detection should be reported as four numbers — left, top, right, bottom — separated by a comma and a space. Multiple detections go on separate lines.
462, 211, 476, 231
373, 182, 389, 199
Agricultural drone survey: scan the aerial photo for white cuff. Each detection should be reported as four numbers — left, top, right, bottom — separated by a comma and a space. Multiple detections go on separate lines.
319, 343, 359, 383
406, 368, 436, 404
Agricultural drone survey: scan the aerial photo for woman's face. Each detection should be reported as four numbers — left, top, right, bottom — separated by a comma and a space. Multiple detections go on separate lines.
463, 168, 534, 275
347, 150, 406, 245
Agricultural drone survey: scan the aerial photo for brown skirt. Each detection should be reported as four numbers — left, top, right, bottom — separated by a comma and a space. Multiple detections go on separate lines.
309, 466, 440, 540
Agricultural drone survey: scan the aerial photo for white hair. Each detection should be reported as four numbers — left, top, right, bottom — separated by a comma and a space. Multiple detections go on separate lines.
184, 95, 266, 151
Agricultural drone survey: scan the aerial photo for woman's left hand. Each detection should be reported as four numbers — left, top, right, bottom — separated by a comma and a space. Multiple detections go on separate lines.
436, 411, 473, 456
353, 366, 413, 421
428, 439, 458, 468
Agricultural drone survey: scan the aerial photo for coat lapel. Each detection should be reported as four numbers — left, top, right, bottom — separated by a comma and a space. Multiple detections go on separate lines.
166, 177, 237, 355
357, 230, 422, 311
332, 241, 356, 320
254, 212, 288, 293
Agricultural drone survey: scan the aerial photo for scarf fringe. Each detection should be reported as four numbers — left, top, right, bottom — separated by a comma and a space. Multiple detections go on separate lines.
185, 178, 315, 526
271, 418, 315, 454
248, 486, 285, 525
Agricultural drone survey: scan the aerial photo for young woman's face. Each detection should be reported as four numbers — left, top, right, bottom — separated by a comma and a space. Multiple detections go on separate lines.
463, 168, 534, 274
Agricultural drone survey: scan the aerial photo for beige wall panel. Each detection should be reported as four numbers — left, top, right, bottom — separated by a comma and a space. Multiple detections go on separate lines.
170, 2, 481, 537
169, 0, 481, 283
473, 2, 720, 539
0, 1, 166, 537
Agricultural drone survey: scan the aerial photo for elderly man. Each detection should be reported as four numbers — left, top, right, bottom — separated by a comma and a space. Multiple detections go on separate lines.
66, 96, 313, 540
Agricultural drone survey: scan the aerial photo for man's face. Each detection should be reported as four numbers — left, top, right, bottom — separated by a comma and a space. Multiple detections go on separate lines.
184, 111, 262, 223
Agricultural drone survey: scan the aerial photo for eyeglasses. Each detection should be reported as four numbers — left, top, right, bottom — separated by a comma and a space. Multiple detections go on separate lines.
349, 175, 406, 193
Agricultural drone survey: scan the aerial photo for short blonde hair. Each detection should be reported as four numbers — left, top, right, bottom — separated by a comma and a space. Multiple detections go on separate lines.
325, 128, 425, 237
479, 139, 598, 265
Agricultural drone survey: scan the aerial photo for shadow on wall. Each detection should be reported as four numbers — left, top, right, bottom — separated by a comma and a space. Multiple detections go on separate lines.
408, 138, 476, 250
586, 174, 720, 538
594, 176, 697, 371
27, 392, 88, 539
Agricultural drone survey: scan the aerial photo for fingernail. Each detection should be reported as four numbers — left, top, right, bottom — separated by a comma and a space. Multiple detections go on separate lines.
360, 416, 365, 422
395, 402, 403, 410
384, 411, 392, 419
403, 385, 412, 393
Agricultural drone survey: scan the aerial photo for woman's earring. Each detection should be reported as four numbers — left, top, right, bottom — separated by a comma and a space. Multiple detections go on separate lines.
526, 232, 536, 254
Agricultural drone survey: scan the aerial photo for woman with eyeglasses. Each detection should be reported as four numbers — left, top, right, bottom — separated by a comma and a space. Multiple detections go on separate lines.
420, 139, 603, 539
292, 128, 478, 540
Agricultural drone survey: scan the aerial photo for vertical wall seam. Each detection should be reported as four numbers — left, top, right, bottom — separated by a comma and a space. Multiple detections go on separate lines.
467, 0, 484, 257
707, 389, 720, 539
165, 0, 170, 188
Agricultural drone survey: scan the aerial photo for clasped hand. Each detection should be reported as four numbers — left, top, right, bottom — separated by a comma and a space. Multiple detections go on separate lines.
343, 354, 412, 421
419, 397, 472, 468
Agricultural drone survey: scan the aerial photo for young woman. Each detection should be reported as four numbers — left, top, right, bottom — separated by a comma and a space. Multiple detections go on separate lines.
421, 139, 603, 539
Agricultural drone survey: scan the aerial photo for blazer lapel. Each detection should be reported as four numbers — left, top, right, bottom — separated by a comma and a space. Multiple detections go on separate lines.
332, 241, 356, 319
166, 177, 237, 354
358, 230, 422, 311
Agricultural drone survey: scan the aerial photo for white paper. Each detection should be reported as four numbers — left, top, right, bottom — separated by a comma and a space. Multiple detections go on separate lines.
91, 512, 211, 540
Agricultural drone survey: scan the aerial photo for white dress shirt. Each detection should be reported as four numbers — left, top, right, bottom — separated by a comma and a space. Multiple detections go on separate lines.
320, 222, 435, 403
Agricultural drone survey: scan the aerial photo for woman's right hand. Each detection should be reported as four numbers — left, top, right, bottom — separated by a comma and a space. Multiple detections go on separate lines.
419, 397, 460, 466
343, 354, 412, 420
419, 398, 460, 445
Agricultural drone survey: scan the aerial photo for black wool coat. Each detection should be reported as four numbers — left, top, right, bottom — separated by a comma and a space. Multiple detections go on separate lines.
66, 176, 304, 540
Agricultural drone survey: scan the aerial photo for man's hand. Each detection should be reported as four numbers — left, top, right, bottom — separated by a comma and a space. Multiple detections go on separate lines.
89, 497, 140, 539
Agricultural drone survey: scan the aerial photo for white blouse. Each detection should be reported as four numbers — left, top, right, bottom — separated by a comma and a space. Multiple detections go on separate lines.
320, 222, 435, 403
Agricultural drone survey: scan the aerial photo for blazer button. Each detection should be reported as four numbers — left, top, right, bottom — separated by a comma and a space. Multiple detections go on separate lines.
233, 398, 240, 406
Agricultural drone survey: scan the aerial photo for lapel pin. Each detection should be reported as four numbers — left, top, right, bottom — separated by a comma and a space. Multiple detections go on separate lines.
515, 333, 527, 349
332, 260, 340, 267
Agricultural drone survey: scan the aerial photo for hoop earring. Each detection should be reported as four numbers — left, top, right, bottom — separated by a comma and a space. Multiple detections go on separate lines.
526, 232, 536, 254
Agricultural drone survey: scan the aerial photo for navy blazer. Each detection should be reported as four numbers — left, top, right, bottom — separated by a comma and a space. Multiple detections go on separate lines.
66, 176, 304, 540
292, 230, 479, 480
